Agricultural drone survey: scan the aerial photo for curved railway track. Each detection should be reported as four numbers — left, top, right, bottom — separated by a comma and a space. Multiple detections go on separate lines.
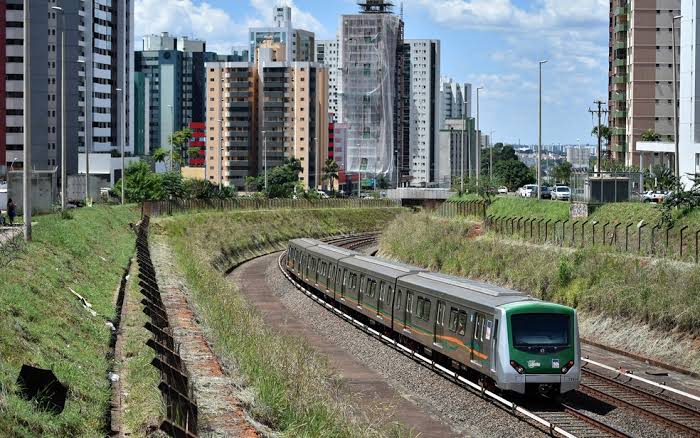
279, 233, 642, 438
579, 367, 700, 437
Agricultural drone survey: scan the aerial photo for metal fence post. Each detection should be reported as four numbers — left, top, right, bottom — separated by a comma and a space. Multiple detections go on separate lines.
561, 219, 568, 246
625, 223, 633, 252
571, 221, 579, 245
651, 224, 659, 256
680, 225, 689, 259
602, 222, 610, 246
638, 223, 647, 254
696, 229, 700, 263
544, 219, 552, 243
613, 223, 621, 248
581, 220, 589, 247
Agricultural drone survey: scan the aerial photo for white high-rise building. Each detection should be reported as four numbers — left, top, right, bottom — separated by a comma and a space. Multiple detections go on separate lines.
405, 39, 440, 186
315, 39, 342, 121
249, 6, 315, 62
440, 78, 471, 128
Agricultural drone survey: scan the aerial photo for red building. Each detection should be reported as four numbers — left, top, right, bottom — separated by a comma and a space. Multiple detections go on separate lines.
0, 1, 6, 170
188, 122, 206, 167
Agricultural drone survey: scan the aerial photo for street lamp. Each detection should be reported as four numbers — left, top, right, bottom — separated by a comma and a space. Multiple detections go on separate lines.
476, 86, 484, 186
538, 60, 548, 200
167, 104, 174, 172
262, 130, 268, 192
78, 57, 91, 205
218, 118, 224, 190
116, 87, 125, 204
52, 5, 66, 210
672, 15, 682, 177
489, 130, 496, 180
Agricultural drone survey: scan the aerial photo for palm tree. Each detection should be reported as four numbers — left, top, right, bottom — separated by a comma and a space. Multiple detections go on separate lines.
641, 128, 661, 142
322, 159, 340, 192
591, 125, 611, 146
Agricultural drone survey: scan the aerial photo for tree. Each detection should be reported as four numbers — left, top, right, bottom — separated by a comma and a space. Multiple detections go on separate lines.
322, 159, 340, 191
481, 143, 518, 175
152, 147, 168, 165
376, 174, 390, 190
493, 159, 535, 191
591, 125, 611, 146
641, 129, 661, 142
552, 161, 573, 185
644, 164, 678, 191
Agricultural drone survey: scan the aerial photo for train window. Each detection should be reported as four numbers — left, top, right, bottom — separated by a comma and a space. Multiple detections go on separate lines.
423, 299, 431, 321
370, 280, 377, 298
485, 320, 492, 341
457, 311, 467, 336
474, 315, 482, 340
406, 292, 414, 313
378, 282, 386, 302
416, 297, 424, 318
448, 309, 459, 332
395, 290, 402, 310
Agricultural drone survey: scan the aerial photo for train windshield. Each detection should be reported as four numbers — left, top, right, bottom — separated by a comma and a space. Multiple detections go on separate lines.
511, 313, 569, 347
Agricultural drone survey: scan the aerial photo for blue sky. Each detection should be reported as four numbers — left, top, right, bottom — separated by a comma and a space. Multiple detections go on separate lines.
135, 0, 609, 145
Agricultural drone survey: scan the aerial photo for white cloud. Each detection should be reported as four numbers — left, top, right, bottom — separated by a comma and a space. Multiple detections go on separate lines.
134, 0, 329, 54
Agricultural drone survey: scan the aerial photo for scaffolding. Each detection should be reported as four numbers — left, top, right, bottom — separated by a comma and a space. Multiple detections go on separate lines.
340, 5, 403, 182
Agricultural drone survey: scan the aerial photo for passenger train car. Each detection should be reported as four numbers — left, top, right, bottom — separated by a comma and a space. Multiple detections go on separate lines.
286, 239, 580, 395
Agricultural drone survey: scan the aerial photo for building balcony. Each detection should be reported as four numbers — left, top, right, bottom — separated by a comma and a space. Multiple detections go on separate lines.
612, 143, 627, 153
611, 127, 626, 136
611, 110, 626, 118
613, 58, 626, 67
613, 6, 628, 16
612, 92, 626, 102
612, 75, 627, 84
614, 23, 628, 33
613, 41, 626, 50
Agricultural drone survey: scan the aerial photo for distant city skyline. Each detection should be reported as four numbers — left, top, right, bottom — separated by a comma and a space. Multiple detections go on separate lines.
134, 0, 609, 146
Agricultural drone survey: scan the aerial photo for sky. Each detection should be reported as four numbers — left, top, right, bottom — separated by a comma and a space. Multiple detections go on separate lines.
134, 0, 610, 146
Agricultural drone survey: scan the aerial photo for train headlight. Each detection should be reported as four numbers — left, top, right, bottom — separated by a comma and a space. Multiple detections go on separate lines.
561, 359, 575, 374
510, 360, 525, 374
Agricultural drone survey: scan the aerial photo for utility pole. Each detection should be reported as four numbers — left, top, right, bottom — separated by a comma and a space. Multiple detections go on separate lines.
489, 130, 496, 180
52, 6, 66, 211
588, 100, 609, 176
672, 15, 682, 177
538, 60, 547, 200
22, 1, 32, 240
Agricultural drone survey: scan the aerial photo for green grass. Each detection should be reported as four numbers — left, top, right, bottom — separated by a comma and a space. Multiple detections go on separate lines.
379, 213, 700, 337
486, 197, 570, 221
0, 205, 139, 437
158, 208, 409, 437
448, 193, 483, 202
119, 261, 164, 436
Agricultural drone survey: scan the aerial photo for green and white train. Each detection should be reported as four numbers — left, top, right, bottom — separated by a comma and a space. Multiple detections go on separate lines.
286, 239, 581, 395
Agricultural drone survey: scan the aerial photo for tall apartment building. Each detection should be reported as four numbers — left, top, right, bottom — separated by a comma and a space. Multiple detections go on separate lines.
437, 117, 476, 187
206, 58, 328, 190
134, 33, 237, 159
2, 0, 134, 175
440, 78, 471, 128
315, 39, 341, 120
608, 0, 681, 166
249, 6, 315, 63
404, 39, 440, 186
340, 0, 406, 184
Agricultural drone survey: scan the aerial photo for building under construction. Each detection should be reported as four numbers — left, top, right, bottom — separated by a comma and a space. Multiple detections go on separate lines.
340, 1, 407, 185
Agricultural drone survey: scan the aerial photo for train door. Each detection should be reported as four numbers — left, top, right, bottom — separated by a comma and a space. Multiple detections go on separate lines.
392, 288, 402, 330
377, 281, 386, 318
358, 274, 365, 308
404, 291, 414, 330
340, 269, 348, 300
434, 300, 446, 346
471, 312, 485, 366
329, 265, 336, 295
489, 319, 498, 373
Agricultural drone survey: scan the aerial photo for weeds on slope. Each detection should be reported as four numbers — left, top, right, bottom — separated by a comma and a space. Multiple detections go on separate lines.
161, 208, 412, 437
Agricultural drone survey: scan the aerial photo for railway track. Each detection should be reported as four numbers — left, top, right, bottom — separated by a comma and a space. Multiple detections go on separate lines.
279, 234, 637, 438
579, 367, 700, 437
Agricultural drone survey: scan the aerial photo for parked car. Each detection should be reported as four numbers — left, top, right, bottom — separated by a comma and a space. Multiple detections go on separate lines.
551, 186, 571, 201
519, 184, 537, 198
539, 186, 551, 199
641, 190, 668, 203
316, 190, 330, 199
497, 186, 508, 195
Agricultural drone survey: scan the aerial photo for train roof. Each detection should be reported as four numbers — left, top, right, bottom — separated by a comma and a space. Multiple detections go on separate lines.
398, 271, 536, 310
340, 254, 427, 279
306, 243, 360, 261
289, 238, 325, 248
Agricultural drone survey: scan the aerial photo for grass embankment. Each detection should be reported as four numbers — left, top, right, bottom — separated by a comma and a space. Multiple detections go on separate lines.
379, 213, 700, 371
487, 197, 570, 221
118, 261, 164, 436
157, 208, 407, 437
0, 206, 139, 437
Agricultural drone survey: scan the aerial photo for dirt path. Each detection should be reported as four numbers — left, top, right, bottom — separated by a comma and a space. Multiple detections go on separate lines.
150, 237, 259, 437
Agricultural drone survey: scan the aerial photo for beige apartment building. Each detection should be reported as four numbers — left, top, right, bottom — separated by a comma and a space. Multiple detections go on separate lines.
205, 50, 328, 190
609, 0, 680, 167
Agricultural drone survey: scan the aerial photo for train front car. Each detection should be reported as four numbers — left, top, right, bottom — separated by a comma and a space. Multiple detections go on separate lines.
496, 302, 580, 396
